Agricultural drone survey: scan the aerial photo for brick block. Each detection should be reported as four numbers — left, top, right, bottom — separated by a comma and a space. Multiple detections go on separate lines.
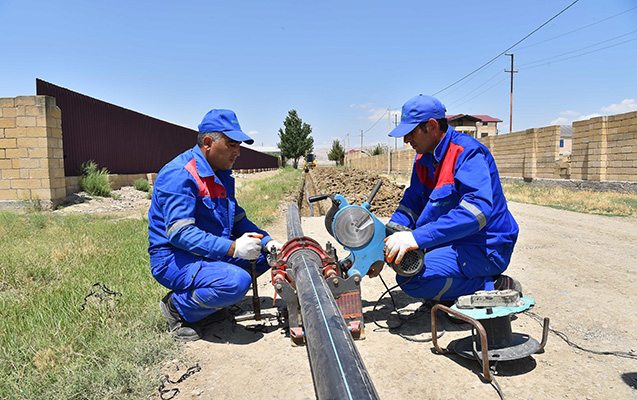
25, 105, 46, 117
0, 189, 18, 200
0, 138, 17, 148
28, 148, 49, 158
11, 179, 41, 189
0, 98, 15, 107
50, 107, 61, 119
16, 116, 36, 127
26, 127, 47, 137
3, 127, 25, 139
2, 169, 20, 179
15, 96, 36, 106
17, 137, 38, 148
5, 148, 27, 158
29, 169, 50, 179
1, 108, 17, 118
19, 158, 40, 169
0, 118, 16, 129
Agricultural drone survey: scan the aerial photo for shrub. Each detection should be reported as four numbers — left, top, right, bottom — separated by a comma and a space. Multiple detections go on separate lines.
79, 160, 112, 197
134, 178, 151, 192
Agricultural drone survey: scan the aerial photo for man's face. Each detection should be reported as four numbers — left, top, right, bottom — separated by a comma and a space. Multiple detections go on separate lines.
203, 134, 241, 171
403, 120, 438, 154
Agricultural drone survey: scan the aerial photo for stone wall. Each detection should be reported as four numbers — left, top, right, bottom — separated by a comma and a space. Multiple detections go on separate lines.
0, 96, 65, 209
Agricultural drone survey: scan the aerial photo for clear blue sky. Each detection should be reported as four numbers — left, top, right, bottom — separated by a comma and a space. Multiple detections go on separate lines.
1, 0, 636, 152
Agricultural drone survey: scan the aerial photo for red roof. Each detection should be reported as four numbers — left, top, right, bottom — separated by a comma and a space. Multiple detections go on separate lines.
446, 114, 502, 123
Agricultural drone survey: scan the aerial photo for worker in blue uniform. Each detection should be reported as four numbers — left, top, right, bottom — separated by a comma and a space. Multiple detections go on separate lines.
148, 109, 282, 341
379, 94, 521, 302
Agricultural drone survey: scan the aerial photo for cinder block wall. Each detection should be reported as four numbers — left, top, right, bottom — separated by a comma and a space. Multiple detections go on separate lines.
0, 96, 65, 209
571, 111, 637, 182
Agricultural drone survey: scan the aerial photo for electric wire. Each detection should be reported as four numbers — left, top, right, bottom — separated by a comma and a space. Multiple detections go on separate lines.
524, 310, 637, 360
432, 0, 581, 96
449, 77, 509, 110
371, 274, 446, 342
518, 30, 637, 68
515, 6, 637, 51
521, 36, 637, 70
444, 70, 506, 108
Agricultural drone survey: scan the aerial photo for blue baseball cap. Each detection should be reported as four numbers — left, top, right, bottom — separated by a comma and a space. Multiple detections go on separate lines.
198, 109, 254, 145
389, 94, 447, 138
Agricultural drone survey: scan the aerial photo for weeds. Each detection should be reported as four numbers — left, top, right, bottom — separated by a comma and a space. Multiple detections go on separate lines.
134, 179, 151, 192
80, 160, 112, 197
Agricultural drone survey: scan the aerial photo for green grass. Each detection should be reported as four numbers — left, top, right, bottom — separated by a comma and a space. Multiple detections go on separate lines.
235, 166, 303, 227
0, 167, 302, 399
502, 181, 637, 217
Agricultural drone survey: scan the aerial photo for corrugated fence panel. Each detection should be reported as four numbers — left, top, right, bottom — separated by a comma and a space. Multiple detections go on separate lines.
36, 79, 278, 175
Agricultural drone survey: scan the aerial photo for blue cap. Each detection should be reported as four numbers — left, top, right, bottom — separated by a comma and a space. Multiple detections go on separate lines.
198, 109, 254, 145
389, 94, 446, 138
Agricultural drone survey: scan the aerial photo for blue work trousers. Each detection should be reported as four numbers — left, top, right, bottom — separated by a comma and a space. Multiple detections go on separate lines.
151, 249, 270, 322
395, 244, 512, 301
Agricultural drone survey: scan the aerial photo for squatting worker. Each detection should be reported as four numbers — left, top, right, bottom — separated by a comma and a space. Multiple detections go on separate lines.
380, 94, 521, 301
148, 109, 283, 342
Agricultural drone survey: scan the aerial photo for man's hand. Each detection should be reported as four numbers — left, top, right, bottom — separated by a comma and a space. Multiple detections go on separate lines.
384, 231, 419, 264
233, 233, 263, 260
265, 239, 283, 254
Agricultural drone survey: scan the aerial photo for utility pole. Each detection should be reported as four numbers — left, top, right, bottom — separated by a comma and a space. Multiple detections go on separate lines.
387, 105, 391, 174
360, 129, 364, 152
505, 53, 518, 134
394, 114, 398, 151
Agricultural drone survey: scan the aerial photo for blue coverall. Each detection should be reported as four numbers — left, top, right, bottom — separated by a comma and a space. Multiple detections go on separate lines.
389, 126, 519, 301
148, 145, 272, 322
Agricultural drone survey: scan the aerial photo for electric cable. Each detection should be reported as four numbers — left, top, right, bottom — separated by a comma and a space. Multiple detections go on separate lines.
444, 70, 506, 108
515, 6, 637, 51
370, 274, 446, 342
521, 36, 637, 70
433, 0, 580, 96
518, 30, 637, 68
524, 310, 637, 360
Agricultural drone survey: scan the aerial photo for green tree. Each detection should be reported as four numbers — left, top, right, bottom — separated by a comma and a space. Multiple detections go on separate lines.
328, 139, 345, 166
277, 110, 314, 169
370, 143, 387, 156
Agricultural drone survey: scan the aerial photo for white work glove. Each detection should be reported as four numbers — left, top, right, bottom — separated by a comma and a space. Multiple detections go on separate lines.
384, 231, 419, 264
233, 233, 263, 260
265, 239, 283, 254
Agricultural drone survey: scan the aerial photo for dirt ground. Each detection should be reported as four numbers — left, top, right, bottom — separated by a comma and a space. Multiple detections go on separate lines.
66, 169, 635, 399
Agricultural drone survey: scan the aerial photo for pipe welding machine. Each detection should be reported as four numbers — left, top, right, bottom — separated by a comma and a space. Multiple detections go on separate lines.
269, 180, 425, 345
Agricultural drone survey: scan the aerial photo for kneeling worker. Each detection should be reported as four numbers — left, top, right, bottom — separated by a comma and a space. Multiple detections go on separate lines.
381, 94, 521, 302
148, 109, 282, 341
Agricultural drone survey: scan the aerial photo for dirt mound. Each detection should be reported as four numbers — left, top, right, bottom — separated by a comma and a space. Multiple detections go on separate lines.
309, 167, 406, 217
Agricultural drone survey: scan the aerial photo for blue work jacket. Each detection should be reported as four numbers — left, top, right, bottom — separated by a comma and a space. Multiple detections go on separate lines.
148, 145, 272, 267
390, 127, 518, 250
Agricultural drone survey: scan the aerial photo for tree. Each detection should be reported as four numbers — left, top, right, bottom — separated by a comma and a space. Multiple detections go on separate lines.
277, 110, 314, 169
370, 143, 387, 156
327, 139, 345, 166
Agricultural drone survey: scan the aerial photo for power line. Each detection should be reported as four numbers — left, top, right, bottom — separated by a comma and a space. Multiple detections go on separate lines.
432, 0, 580, 96
521, 36, 637, 70
518, 30, 637, 68
515, 6, 637, 51
362, 108, 388, 134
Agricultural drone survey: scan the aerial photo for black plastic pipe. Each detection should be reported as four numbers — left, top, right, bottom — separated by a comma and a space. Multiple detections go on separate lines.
286, 203, 379, 400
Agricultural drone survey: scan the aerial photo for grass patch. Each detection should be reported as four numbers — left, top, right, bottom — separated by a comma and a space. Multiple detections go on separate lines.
0, 167, 302, 399
0, 212, 178, 399
235, 167, 303, 227
502, 181, 637, 217
134, 179, 151, 192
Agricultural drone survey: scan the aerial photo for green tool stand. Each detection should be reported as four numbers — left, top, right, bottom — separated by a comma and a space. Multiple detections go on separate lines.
431, 297, 550, 382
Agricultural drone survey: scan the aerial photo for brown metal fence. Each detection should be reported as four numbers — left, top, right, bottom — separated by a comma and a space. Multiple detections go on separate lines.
36, 79, 278, 176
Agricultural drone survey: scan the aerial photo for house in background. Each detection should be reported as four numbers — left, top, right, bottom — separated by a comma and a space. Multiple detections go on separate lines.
559, 125, 572, 155
446, 114, 502, 138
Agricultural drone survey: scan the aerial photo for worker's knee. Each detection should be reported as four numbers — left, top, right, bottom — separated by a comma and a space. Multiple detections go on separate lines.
193, 267, 252, 308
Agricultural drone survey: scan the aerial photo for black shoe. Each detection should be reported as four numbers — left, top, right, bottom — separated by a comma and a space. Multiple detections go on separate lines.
160, 292, 202, 342
493, 275, 523, 296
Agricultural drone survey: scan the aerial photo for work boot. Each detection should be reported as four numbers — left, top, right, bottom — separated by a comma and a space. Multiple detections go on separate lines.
493, 275, 523, 296
160, 292, 202, 342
